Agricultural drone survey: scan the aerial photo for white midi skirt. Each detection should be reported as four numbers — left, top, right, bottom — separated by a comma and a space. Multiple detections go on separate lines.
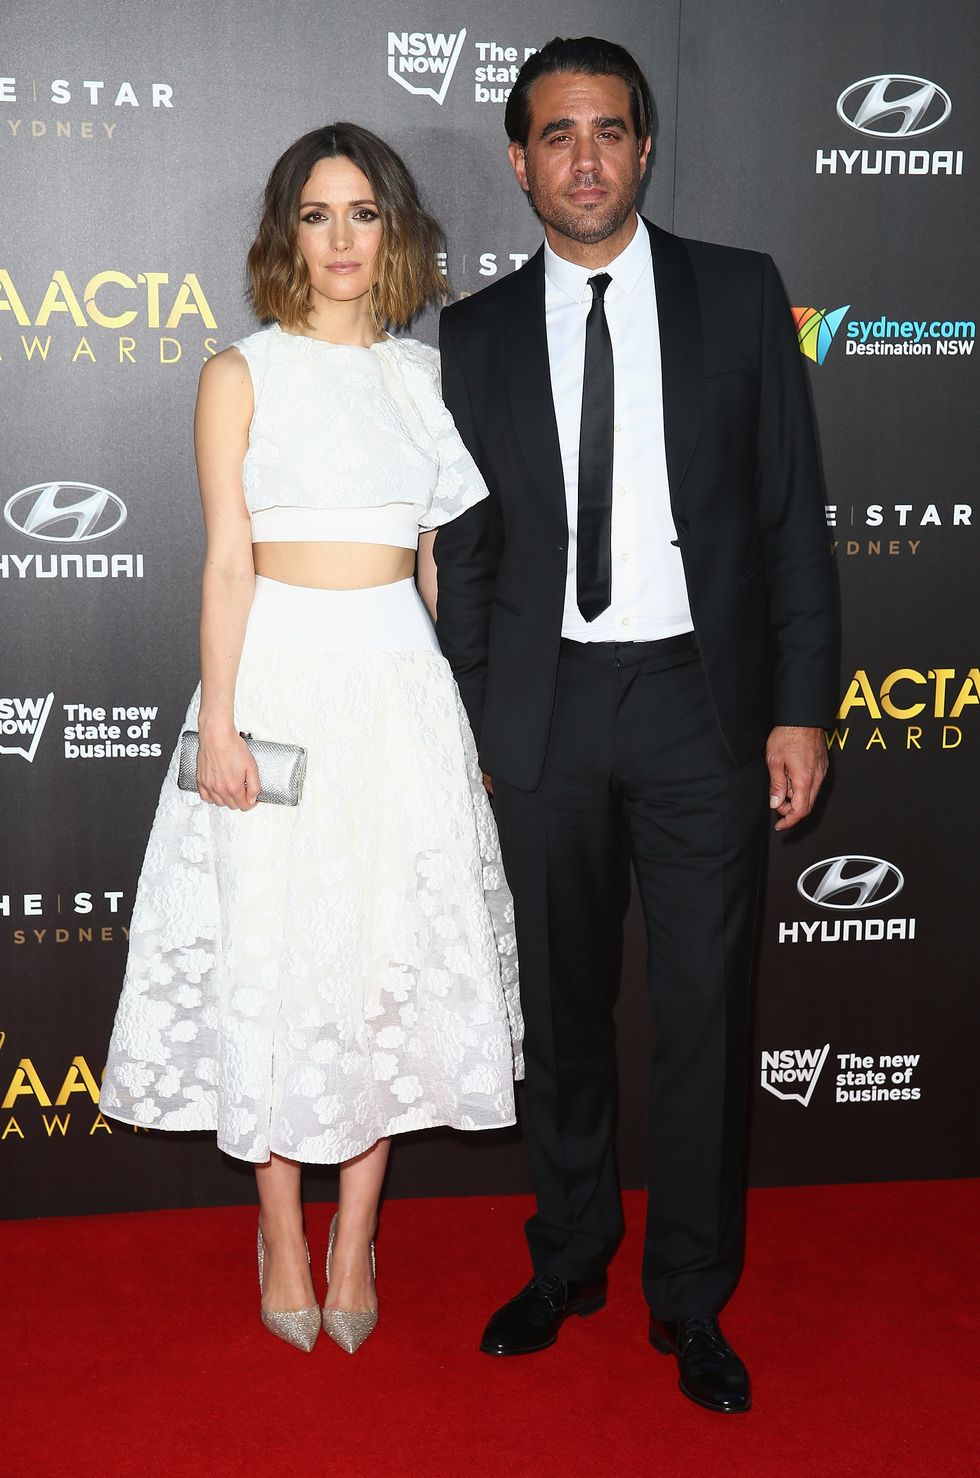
100, 576, 523, 1164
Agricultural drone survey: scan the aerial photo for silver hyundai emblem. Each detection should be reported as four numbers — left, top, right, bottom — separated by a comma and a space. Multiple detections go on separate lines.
837, 75, 952, 138
797, 857, 904, 910
3, 482, 128, 542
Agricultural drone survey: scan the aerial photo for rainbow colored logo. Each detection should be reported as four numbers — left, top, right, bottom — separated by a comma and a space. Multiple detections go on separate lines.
792, 305, 850, 365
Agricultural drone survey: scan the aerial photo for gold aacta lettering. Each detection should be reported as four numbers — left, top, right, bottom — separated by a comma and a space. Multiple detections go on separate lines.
879, 668, 927, 720
84, 270, 138, 328
1, 1059, 51, 1109
20, 335, 52, 360
54, 1055, 101, 1106
164, 273, 217, 329
931, 669, 957, 716
837, 670, 881, 721
949, 669, 980, 720
0, 268, 31, 324
36, 270, 86, 326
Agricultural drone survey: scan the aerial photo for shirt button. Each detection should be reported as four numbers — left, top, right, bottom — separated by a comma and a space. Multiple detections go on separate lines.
617, 487, 626, 498
621, 616, 630, 628
620, 552, 629, 563
613, 423, 622, 434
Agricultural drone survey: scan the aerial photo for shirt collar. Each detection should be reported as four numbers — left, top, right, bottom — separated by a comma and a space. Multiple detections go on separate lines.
544, 214, 651, 304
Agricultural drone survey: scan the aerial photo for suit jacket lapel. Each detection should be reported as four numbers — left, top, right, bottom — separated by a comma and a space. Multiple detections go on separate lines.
644, 218, 703, 508
506, 247, 568, 525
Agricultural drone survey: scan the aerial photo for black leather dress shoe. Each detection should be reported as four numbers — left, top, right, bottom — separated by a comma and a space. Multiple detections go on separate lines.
649, 1315, 751, 1413
480, 1273, 607, 1355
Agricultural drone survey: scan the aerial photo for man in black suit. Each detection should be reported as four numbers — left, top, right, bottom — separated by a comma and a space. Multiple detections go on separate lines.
435, 36, 836, 1414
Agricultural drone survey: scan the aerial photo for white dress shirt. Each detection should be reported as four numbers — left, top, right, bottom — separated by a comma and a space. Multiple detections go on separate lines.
544, 216, 694, 642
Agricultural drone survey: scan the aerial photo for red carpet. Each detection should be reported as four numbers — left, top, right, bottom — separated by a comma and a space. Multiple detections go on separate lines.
5, 1182, 978, 1477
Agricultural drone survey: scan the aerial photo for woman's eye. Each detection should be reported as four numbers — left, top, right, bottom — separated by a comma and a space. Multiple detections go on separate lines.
353, 209, 379, 222
301, 210, 326, 224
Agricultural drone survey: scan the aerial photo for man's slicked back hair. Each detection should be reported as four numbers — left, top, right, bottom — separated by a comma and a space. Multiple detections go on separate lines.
504, 36, 654, 149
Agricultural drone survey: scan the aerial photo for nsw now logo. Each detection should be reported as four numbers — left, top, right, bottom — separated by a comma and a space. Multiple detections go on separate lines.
387, 30, 467, 105
760, 1045, 831, 1107
0, 694, 55, 762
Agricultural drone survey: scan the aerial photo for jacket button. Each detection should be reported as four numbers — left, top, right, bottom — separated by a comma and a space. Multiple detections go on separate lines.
556, 544, 565, 553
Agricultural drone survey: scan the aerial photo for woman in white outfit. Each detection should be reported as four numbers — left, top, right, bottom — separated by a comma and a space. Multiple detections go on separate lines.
100, 124, 523, 1355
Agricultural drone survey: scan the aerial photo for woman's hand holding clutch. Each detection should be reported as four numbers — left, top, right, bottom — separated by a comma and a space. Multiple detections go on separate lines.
196, 723, 260, 810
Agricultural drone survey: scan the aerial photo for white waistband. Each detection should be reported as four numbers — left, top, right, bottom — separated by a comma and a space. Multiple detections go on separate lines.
250, 503, 420, 549
242, 575, 441, 653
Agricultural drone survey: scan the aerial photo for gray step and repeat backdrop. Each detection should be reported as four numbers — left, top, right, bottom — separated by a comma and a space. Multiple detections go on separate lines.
2, 2, 977, 1217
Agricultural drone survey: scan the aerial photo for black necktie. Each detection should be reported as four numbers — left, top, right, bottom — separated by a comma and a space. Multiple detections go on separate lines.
576, 272, 615, 623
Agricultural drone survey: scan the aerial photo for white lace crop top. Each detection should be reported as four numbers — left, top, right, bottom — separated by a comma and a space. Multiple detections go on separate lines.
234, 323, 489, 550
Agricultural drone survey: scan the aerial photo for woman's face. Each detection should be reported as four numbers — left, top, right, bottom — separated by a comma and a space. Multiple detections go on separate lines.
296, 155, 383, 311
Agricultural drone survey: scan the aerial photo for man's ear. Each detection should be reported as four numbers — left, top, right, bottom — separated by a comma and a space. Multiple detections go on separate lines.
508, 140, 530, 193
637, 134, 653, 178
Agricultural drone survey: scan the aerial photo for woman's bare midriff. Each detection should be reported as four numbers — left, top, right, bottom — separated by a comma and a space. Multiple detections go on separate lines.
252, 541, 415, 589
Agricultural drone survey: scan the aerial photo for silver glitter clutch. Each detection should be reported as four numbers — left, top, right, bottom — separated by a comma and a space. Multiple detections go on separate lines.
177, 730, 307, 806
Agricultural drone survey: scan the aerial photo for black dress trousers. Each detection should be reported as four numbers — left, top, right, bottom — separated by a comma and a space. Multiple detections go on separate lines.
491, 634, 766, 1320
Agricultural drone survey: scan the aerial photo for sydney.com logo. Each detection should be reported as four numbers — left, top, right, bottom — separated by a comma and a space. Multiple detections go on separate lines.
793, 304, 975, 363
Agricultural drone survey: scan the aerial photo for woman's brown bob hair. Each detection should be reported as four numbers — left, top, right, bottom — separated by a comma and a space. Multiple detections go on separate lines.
247, 123, 447, 330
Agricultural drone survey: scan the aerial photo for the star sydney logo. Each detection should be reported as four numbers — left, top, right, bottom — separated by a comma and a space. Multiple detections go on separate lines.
792, 305, 850, 365
387, 30, 467, 105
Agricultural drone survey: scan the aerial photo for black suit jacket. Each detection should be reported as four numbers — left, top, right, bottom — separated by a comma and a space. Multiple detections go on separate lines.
435, 218, 837, 791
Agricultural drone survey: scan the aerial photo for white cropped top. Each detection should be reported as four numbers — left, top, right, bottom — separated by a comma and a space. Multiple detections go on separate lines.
249, 504, 422, 548
234, 323, 489, 551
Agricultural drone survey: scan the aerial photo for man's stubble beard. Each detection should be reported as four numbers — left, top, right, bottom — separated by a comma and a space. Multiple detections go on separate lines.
522, 155, 641, 245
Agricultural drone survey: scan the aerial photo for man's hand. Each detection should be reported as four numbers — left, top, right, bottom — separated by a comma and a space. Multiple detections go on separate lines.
765, 726, 827, 832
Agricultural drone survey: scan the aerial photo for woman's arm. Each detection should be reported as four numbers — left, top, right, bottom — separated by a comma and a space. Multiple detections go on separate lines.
194, 348, 259, 810
416, 530, 438, 622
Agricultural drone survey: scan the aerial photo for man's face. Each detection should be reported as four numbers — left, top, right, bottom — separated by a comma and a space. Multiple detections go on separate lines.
508, 71, 650, 248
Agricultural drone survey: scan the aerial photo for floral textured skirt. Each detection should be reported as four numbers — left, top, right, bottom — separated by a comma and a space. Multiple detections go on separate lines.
100, 576, 523, 1164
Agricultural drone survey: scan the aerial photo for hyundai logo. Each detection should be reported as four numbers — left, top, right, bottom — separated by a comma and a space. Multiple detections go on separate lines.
797, 857, 904, 911
837, 76, 952, 138
3, 482, 128, 542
